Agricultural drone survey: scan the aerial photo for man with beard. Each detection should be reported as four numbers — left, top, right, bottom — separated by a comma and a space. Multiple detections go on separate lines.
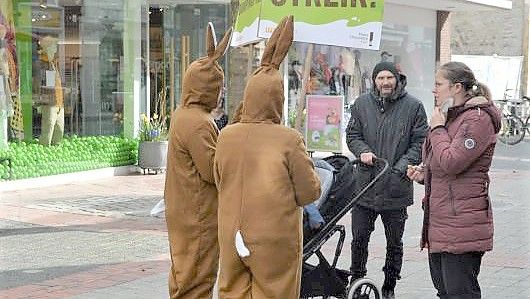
346, 61, 428, 299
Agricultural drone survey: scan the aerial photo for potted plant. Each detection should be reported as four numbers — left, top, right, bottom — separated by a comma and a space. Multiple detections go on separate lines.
138, 113, 168, 174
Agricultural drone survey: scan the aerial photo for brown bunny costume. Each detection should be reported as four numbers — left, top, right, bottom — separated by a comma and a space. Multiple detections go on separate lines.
214, 16, 321, 299
164, 23, 231, 299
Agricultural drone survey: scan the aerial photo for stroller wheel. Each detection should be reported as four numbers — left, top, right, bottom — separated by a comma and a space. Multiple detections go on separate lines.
347, 278, 380, 299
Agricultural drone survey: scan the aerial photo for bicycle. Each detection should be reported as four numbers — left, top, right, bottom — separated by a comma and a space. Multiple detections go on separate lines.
495, 95, 530, 145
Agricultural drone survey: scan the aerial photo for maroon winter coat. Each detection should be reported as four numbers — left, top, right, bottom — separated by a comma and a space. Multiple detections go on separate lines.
421, 96, 501, 254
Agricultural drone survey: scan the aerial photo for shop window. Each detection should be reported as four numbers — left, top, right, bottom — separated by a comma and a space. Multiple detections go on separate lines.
11, 0, 149, 142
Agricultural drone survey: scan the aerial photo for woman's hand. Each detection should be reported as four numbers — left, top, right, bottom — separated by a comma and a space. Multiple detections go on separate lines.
407, 164, 424, 183
430, 106, 446, 128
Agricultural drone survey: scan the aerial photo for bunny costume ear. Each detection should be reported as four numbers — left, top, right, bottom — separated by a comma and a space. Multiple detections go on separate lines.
207, 22, 233, 62
206, 23, 218, 58
260, 15, 294, 69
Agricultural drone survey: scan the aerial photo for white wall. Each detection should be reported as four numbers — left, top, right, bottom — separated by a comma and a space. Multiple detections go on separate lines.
382, 4, 437, 113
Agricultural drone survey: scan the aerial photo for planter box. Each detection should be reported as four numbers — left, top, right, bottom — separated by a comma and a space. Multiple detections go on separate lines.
138, 141, 168, 173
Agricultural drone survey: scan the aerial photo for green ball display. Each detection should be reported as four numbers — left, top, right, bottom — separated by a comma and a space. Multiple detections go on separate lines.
0, 136, 139, 181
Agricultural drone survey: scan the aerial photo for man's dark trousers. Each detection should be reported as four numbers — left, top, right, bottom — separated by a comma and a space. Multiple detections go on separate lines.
350, 205, 408, 289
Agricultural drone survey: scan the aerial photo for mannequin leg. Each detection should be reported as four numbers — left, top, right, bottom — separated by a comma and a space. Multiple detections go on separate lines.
51, 107, 64, 145
40, 105, 58, 146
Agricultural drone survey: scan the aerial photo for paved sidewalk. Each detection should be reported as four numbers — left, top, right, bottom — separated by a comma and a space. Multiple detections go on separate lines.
1, 163, 530, 298
0, 174, 170, 299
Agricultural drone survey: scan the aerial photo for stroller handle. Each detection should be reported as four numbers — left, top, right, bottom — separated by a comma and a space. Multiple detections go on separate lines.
350, 157, 390, 197
350, 157, 388, 167
303, 157, 389, 254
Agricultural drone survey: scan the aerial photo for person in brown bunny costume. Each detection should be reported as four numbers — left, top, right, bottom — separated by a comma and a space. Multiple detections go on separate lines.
214, 16, 321, 299
163, 23, 232, 299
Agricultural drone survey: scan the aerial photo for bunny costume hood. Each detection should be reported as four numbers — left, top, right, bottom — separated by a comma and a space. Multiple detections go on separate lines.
239, 18, 294, 124
181, 28, 228, 111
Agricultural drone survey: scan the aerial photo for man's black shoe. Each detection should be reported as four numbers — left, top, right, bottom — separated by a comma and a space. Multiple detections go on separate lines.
382, 288, 395, 299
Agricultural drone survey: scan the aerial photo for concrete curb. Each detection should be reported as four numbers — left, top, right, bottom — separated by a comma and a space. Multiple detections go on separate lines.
0, 166, 140, 192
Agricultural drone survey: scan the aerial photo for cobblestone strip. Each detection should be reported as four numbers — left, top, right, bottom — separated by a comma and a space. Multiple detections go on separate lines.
0, 257, 170, 299
0, 204, 168, 236
0, 205, 115, 227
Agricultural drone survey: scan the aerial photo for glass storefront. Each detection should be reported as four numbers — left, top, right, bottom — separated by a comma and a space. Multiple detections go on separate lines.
4, 0, 230, 144
0, 0, 232, 181
2, 0, 437, 157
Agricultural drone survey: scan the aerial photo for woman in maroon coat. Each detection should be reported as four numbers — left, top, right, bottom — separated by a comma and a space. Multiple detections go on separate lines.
408, 62, 501, 299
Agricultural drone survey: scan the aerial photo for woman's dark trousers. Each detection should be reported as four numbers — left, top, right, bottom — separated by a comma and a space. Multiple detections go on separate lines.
429, 251, 484, 299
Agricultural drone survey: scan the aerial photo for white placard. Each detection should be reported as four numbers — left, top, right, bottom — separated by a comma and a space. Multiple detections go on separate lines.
0, 75, 5, 94
45, 70, 56, 87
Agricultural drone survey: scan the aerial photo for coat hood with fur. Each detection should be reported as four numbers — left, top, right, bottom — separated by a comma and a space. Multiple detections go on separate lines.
447, 96, 501, 134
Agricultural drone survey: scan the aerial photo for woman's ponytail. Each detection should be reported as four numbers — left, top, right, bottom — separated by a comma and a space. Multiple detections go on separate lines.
468, 81, 492, 101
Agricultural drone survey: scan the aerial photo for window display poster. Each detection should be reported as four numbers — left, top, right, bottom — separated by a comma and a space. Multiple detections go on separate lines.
259, 0, 384, 50
0, 1, 23, 134
0, 2, 17, 90
306, 95, 344, 153
288, 44, 374, 106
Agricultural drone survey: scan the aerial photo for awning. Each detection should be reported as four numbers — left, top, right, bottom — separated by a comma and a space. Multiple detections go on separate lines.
148, 0, 230, 5
386, 0, 512, 11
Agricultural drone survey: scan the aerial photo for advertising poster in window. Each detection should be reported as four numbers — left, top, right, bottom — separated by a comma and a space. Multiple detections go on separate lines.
306, 95, 344, 153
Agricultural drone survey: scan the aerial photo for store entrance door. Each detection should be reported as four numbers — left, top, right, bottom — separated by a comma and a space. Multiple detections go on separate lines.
148, 2, 229, 117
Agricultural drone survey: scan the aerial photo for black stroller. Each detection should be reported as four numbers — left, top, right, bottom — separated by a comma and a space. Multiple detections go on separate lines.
301, 155, 388, 299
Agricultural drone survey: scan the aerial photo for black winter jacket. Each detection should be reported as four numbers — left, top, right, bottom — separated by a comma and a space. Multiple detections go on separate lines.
346, 84, 428, 211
